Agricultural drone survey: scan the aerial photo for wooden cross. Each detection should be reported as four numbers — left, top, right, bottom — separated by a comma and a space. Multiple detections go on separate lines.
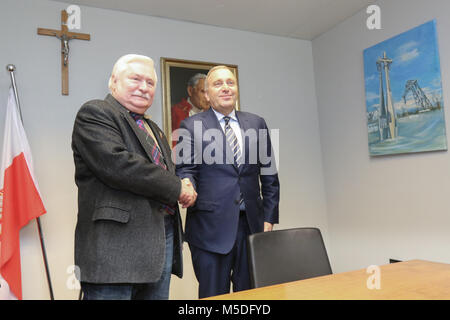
37, 10, 90, 95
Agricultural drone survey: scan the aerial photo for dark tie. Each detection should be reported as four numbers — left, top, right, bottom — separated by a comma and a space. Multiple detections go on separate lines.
223, 116, 245, 209
224, 116, 242, 167
130, 112, 167, 170
130, 112, 175, 215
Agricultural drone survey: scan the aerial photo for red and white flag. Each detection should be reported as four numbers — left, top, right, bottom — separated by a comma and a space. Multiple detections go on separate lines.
0, 88, 46, 300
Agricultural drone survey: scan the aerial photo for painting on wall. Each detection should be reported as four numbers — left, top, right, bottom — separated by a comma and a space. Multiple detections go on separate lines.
363, 20, 447, 156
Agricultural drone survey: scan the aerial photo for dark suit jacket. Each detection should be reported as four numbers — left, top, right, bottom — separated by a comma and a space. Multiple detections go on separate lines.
72, 94, 183, 284
175, 107, 280, 254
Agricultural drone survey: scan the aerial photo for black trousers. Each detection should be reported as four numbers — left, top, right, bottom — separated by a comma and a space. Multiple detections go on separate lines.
189, 213, 251, 299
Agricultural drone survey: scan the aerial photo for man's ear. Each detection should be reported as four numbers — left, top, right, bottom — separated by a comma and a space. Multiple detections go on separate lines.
109, 75, 117, 92
203, 89, 210, 103
187, 86, 194, 97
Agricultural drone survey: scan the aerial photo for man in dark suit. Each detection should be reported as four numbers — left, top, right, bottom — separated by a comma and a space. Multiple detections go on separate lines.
175, 66, 280, 298
72, 54, 196, 300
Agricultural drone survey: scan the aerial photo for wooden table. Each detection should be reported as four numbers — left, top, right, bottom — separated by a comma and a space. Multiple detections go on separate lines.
206, 260, 450, 300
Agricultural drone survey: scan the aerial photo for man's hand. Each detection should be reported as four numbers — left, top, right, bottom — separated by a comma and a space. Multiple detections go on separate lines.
178, 178, 197, 208
264, 222, 273, 232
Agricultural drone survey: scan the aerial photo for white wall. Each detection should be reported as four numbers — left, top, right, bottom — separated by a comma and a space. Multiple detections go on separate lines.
0, 0, 328, 299
312, 0, 450, 274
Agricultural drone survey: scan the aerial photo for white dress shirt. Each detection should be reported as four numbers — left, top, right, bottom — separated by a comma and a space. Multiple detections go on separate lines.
211, 108, 243, 153
188, 98, 203, 117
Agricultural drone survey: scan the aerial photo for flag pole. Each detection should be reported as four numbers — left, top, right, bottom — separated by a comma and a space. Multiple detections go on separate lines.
5, 64, 54, 300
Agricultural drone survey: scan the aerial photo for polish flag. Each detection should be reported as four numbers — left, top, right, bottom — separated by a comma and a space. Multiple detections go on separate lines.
0, 88, 46, 300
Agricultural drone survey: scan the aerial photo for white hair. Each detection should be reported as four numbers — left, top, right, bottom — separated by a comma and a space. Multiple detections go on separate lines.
187, 73, 207, 88
108, 54, 157, 91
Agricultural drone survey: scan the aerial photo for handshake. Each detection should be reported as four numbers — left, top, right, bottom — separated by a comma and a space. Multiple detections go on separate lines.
178, 178, 197, 208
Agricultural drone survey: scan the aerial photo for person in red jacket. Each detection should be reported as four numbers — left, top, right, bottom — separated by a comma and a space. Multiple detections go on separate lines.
171, 73, 209, 136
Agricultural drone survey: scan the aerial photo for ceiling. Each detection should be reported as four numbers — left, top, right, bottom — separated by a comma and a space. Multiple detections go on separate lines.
51, 0, 375, 40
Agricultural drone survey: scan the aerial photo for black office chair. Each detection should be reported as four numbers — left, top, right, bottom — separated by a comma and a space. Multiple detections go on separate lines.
247, 227, 332, 288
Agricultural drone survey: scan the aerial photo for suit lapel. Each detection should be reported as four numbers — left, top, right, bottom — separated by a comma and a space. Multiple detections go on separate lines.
235, 111, 250, 173
201, 107, 222, 131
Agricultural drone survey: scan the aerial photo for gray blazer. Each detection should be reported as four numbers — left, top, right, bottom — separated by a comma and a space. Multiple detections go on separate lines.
72, 94, 183, 283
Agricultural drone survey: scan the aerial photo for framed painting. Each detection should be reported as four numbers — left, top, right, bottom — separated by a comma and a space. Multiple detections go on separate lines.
363, 19, 447, 156
160, 57, 240, 146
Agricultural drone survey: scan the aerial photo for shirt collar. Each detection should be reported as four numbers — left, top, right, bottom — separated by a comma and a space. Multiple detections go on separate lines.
212, 107, 237, 122
128, 110, 151, 120
187, 97, 202, 114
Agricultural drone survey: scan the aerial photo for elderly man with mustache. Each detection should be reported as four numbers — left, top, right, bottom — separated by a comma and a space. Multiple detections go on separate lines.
72, 54, 196, 300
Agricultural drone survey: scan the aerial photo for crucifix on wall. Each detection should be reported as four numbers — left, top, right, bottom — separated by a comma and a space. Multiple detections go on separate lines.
37, 10, 90, 95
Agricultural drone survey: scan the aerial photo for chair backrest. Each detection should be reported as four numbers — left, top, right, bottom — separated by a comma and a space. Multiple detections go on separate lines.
247, 227, 332, 288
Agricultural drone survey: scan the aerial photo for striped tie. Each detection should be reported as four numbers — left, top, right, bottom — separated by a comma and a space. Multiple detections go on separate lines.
224, 116, 244, 209
224, 116, 242, 167
130, 112, 167, 170
130, 112, 174, 215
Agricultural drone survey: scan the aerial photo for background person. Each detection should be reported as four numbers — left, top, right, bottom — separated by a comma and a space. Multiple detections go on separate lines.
171, 73, 209, 134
